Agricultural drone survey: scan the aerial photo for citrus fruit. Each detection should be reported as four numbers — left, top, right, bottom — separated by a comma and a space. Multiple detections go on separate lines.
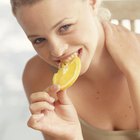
53, 56, 81, 90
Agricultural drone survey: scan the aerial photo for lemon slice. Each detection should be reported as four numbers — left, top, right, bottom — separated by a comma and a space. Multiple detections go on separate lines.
53, 56, 81, 90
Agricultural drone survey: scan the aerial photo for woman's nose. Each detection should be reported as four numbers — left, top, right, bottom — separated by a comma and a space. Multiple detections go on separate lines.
50, 40, 68, 57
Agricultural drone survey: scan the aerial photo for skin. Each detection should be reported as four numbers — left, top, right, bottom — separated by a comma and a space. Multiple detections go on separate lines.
14, 0, 140, 139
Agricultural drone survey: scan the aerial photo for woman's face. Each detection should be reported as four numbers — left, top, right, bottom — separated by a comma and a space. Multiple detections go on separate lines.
16, 0, 101, 74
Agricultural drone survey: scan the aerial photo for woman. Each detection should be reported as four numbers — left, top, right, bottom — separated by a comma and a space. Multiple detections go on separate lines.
10, 0, 140, 139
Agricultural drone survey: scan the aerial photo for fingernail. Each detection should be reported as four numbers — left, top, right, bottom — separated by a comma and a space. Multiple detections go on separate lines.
33, 113, 44, 120
50, 97, 55, 103
48, 105, 55, 110
52, 84, 60, 91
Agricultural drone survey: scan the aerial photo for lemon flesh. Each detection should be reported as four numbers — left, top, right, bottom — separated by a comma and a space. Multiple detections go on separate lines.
53, 56, 81, 90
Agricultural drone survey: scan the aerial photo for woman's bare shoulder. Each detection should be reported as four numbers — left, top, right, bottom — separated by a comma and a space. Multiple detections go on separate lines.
22, 55, 54, 97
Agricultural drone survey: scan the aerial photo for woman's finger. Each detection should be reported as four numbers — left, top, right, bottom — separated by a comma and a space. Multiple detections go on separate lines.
57, 90, 72, 105
102, 21, 113, 36
29, 101, 55, 114
46, 84, 60, 93
45, 84, 61, 100
30, 92, 55, 104
27, 113, 45, 130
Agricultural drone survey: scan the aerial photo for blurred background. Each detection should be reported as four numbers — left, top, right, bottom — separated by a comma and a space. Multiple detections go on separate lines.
0, 0, 140, 140
0, 1, 43, 140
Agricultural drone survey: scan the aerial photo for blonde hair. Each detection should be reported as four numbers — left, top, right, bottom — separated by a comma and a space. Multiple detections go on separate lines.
10, 0, 43, 15
96, 0, 111, 21
10, 0, 111, 20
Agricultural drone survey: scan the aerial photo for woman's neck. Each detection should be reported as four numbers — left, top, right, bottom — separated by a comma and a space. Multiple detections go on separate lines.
82, 20, 122, 83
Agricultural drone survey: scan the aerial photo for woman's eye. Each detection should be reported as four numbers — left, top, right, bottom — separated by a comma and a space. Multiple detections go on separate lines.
33, 38, 46, 45
59, 24, 72, 33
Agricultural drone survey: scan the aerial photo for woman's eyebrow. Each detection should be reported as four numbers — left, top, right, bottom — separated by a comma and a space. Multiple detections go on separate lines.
51, 17, 70, 30
27, 35, 39, 39
27, 18, 72, 38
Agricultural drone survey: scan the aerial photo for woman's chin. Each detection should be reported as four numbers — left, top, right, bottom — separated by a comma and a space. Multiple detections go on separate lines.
80, 64, 89, 76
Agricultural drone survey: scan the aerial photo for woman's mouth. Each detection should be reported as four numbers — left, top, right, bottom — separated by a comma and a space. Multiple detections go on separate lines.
55, 48, 83, 68
62, 48, 82, 64
78, 48, 83, 58
62, 52, 78, 64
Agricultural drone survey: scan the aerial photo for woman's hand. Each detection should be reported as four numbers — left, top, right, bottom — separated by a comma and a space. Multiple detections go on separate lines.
102, 21, 140, 77
102, 21, 140, 127
28, 85, 83, 140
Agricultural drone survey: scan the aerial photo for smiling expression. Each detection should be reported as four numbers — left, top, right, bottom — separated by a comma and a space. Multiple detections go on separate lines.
16, 0, 102, 74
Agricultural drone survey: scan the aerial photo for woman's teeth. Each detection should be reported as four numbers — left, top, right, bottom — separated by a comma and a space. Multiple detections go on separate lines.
63, 52, 78, 64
